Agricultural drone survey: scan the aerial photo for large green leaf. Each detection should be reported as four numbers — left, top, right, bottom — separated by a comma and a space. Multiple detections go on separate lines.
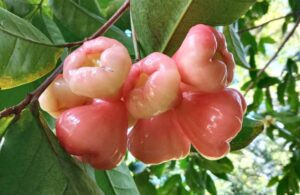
131, 0, 256, 55
95, 163, 140, 195
75, 0, 130, 30
0, 108, 103, 195
0, 7, 62, 89
49, 0, 133, 54
31, 11, 65, 44
3, 0, 38, 17
230, 117, 264, 151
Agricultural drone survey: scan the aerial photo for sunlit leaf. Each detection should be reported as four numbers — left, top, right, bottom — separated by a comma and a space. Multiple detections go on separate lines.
131, 0, 256, 55
0, 8, 62, 89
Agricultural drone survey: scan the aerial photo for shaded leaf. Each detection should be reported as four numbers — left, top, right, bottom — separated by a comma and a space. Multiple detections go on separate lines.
49, 0, 133, 54
158, 174, 182, 195
3, 0, 38, 17
134, 171, 157, 195
131, 0, 256, 55
0, 108, 103, 195
0, 75, 45, 110
206, 174, 217, 195
230, 117, 264, 151
265, 88, 274, 112
95, 163, 140, 195
0, 8, 62, 89
31, 11, 65, 44
197, 157, 234, 174
257, 76, 280, 88
224, 25, 250, 68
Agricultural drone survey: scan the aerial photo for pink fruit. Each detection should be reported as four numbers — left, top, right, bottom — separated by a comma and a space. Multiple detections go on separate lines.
63, 37, 132, 99
56, 99, 128, 170
176, 88, 245, 159
128, 110, 190, 164
123, 52, 180, 119
39, 74, 89, 118
173, 24, 235, 93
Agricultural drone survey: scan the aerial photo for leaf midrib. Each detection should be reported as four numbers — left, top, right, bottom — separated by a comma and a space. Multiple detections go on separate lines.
160, 0, 193, 53
0, 26, 57, 48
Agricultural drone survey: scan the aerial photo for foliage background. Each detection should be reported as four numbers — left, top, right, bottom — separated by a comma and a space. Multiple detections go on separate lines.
0, 0, 299, 194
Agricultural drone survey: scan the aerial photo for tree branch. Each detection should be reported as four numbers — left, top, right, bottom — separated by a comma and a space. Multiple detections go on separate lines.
238, 12, 294, 34
244, 15, 300, 96
54, 0, 130, 48
0, 0, 130, 118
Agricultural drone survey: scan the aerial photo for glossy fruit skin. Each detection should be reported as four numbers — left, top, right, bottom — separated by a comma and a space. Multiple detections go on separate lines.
63, 37, 132, 99
176, 88, 246, 159
123, 52, 180, 119
56, 99, 128, 170
173, 24, 235, 93
39, 74, 89, 118
128, 110, 190, 164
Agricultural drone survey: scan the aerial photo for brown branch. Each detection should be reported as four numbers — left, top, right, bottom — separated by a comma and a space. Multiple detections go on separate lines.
238, 13, 294, 34
54, 0, 130, 48
244, 16, 300, 96
0, 0, 130, 118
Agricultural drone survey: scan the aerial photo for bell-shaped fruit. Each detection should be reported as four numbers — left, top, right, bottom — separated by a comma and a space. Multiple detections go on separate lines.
176, 88, 245, 159
39, 74, 89, 118
56, 99, 128, 170
128, 110, 190, 164
63, 37, 132, 99
173, 24, 235, 92
123, 52, 180, 119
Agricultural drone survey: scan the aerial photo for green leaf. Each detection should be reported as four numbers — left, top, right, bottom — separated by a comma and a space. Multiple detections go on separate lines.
158, 174, 182, 195
97, 0, 130, 30
149, 163, 167, 178
267, 176, 279, 187
3, 0, 38, 17
230, 117, 264, 151
265, 88, 274, 112
131, 0, 256, 55
223, 25, 250, 68
31, 11, 65, 44
205, 174, 217, 195
277, 74, 289, 105
197, 157, 234, 174
0, 108, 103, 195
185, 165, 205, 194
277, 176, 289, 195
134, 171, 157, 195
257, 76, 281, 88
49, 0, 133, 54
258, 36, 276, 55
0, 115, 14, 137
0, 75, 45, 110
0, 7, 62, 89
95, 163, 140, 195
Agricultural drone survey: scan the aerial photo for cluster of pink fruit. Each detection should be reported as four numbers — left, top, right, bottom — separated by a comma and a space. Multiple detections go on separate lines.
39, 24, 246, 170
